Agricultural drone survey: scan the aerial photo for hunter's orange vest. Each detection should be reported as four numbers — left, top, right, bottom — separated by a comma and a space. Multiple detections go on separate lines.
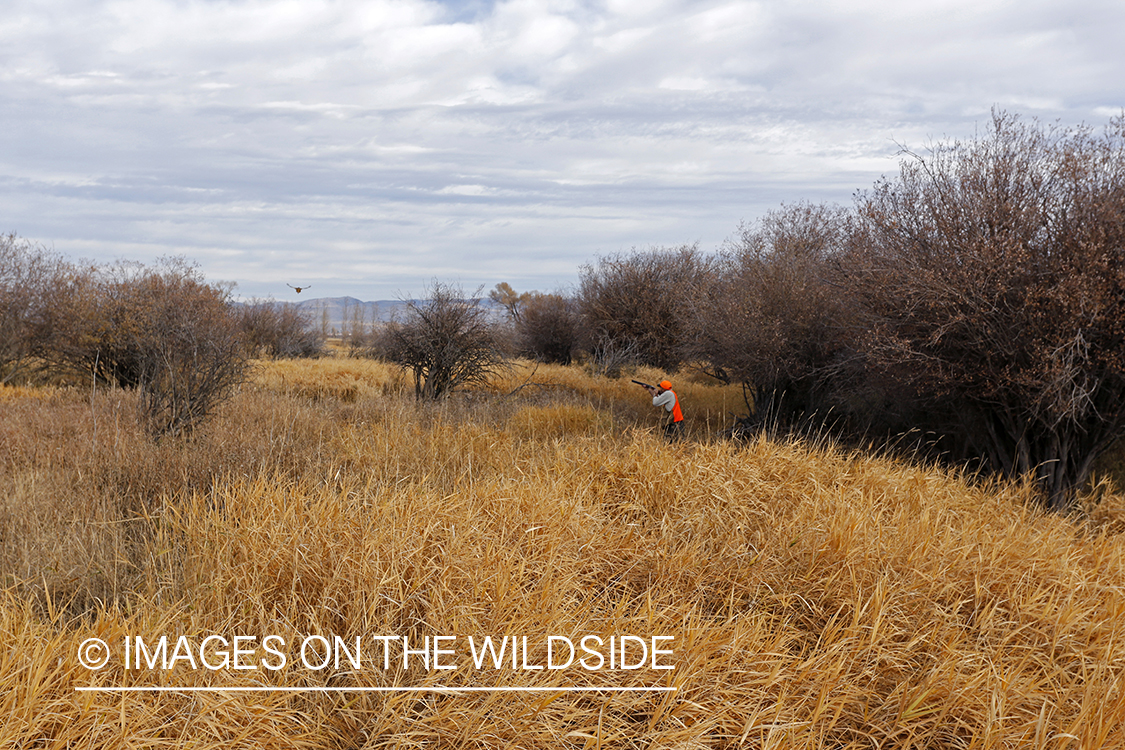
670, 390, 683, 422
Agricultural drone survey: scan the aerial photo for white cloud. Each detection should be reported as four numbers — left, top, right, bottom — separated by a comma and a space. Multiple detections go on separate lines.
1, 0, 1123, 298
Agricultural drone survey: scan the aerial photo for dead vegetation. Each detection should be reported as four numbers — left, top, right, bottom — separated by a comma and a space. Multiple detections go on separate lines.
2, 357, 1125, 748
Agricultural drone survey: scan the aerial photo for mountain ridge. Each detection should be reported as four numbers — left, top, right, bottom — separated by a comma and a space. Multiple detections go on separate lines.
238, 296, 502, 334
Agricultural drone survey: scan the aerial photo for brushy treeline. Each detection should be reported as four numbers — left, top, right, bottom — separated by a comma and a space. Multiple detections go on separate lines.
1, 359, 1124, 748
0, 244, 323, 436
5, 112, 1122, 507
553, 112, 1125, 510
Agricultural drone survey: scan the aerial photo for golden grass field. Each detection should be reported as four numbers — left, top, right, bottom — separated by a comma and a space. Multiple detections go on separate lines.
2, 357, 1125, 748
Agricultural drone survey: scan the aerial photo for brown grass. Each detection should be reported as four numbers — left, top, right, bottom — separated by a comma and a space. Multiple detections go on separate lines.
2, 357, 1124, 748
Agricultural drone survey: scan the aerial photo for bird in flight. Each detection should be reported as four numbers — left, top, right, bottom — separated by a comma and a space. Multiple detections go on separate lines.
287, 284, 311, 293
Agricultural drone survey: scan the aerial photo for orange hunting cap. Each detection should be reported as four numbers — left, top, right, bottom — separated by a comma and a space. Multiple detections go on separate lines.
659, 380, 672, 390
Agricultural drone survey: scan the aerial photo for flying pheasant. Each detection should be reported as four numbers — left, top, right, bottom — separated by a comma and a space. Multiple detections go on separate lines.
287, 284, 311, 294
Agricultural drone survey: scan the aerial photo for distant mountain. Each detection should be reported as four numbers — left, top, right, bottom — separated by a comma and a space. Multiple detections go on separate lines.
239, 296, 504, 336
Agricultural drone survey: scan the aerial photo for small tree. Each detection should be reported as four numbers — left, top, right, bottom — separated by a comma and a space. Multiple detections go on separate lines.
687, 203, 853, 426
134, 266, 250, 438
489, 282, 531, 323
516, 292, 582, 365
239, 300, 324, 358
578, 244, 710, 371
42, 260, 163, 388
377, 282, 506, 399
348, 302, 367, 347
847, 111, 1125, 508
0, 234, 68, 385
41, 257, 250, 437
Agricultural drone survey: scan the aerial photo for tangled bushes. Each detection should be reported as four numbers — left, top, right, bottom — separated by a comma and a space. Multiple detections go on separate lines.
561, 112, 1125, 508
125, 264, 250, 438
578, 244, 710, 371
0, 250, 252, 438
845, 112, 1125, 507
516, 292, 582, 365
238, 300, 324, 358
374, 282, 507, 399
686, 203, 853, 424
683, 112, 1125, 508
0, 234, 68, 385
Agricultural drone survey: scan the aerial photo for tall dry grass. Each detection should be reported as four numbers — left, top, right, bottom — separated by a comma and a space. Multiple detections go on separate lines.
2, 357, 1124, 748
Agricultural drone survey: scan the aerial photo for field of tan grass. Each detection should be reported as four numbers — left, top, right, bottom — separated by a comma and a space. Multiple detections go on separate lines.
2, 357, 1124, 748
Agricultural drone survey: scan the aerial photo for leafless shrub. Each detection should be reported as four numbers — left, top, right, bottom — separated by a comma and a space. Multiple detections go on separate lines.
239, 299, 324, 358
133, 266, 251, 437
686, 203, 854, 426
375, 281, 507, 399
578, 244, 711, 371
39, 257, 250, 437
845, 110, 1125, 508
516, 292, 582, 365
587, 336, 641, 379
41, 260, 156, 388
0, 234, 69, 385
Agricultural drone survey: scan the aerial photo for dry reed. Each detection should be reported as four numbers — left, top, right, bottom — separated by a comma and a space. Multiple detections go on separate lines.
2, 358, 1123, 748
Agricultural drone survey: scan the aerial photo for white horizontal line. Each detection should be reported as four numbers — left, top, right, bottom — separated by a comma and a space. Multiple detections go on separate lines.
75, 686, 677, 693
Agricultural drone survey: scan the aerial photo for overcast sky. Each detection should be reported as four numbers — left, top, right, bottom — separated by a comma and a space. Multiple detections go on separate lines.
3, 0, 1122, 300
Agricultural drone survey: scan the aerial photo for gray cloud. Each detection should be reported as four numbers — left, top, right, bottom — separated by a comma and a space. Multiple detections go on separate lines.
2, 0, 1122, 298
